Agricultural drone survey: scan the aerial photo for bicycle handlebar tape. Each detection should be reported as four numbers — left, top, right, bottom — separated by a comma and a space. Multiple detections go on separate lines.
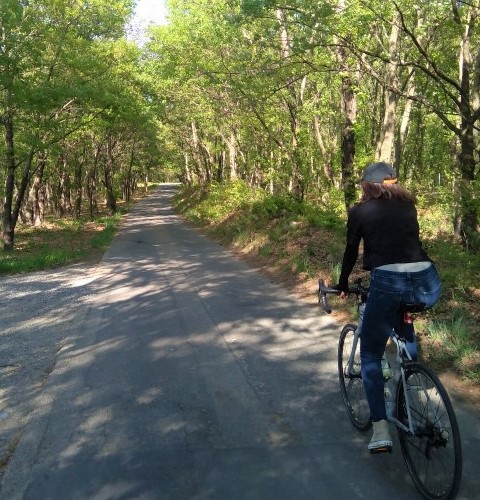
317, 279, 333, 314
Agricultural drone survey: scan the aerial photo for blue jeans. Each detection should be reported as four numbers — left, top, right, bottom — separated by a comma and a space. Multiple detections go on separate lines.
360, 264, 442, 421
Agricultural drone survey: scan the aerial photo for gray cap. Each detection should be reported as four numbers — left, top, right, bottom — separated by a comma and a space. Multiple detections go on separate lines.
361, 162, 397, 183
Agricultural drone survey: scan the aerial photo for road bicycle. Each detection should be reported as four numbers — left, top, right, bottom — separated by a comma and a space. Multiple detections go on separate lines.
318, 278, 462, 500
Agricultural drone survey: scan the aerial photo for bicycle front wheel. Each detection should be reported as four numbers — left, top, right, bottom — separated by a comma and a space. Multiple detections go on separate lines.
396, 362, 462, 500
338, 324, 371, 431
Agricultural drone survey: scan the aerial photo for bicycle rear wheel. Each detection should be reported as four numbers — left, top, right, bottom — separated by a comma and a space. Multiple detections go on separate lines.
338, 324, 371, 431
396, 362, 462, 500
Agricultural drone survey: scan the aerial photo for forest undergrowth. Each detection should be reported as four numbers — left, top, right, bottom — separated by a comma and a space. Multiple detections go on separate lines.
172, 181, 480, 399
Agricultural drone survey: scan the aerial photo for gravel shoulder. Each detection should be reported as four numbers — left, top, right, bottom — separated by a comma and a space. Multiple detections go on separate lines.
0, 261, 106, 478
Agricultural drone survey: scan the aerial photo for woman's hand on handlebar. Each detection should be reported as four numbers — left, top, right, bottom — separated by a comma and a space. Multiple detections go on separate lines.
332, 283, 347, 300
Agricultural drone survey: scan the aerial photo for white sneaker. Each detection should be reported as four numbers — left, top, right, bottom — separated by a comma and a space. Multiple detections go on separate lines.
368, 420, 393, 453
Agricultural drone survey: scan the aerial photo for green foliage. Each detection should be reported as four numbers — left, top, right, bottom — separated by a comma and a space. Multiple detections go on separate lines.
305, 210, 343, 230
173, 180, 263, 225
427, 235, 480, 297
145, 0, 480, 251
425, 314, 480, 381
0, 0, 165, 251
253, 193, 304, 218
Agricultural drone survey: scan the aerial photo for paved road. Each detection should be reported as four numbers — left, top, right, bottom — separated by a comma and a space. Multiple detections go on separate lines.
0, 185, 478, 499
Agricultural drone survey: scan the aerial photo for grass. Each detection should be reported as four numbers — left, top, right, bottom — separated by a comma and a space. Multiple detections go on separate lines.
0, 214, 122, 275
422, 315, 480, 379
172, 181, 480, 384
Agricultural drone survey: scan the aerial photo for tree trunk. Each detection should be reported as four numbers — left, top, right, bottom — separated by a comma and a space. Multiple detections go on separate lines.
57, 155, 72, 217
455, 6, 479, 249
35, 182, 46, 227
376, 12, 401, 163
191, 121, 211, 183
74, 151, 84, 219
313, 112, 334, 184
123, 139, 136, 202
340, 73, 357, 209
2, 114, 16, 251
457, 119, 478, 248
183, 152, 192, 184
105, 137, 117, 214
277, 8, 305, 202
221, 130, 238, 181
336, 0, 357, 210
87, 144, 101, 221
27, 155, 47, 227
394, 10, 425, 175
394, 85, 415, 174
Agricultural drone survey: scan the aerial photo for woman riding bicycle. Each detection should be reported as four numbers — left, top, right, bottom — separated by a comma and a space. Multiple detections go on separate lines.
334, 161, 442, 452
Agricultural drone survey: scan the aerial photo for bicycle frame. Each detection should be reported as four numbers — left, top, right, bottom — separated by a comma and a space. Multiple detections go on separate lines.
321, 278, 418, 436
351, 300, 418, 434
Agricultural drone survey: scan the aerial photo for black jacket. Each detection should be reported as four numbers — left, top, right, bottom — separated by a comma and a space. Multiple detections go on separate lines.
338, 198, 430, 291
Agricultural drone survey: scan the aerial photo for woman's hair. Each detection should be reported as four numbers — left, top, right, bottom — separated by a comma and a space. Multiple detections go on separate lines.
360, 181, 416, 204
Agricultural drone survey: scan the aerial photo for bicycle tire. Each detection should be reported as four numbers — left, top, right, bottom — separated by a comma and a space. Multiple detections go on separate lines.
396, 362, 462, 500
338, 324, 371, 431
